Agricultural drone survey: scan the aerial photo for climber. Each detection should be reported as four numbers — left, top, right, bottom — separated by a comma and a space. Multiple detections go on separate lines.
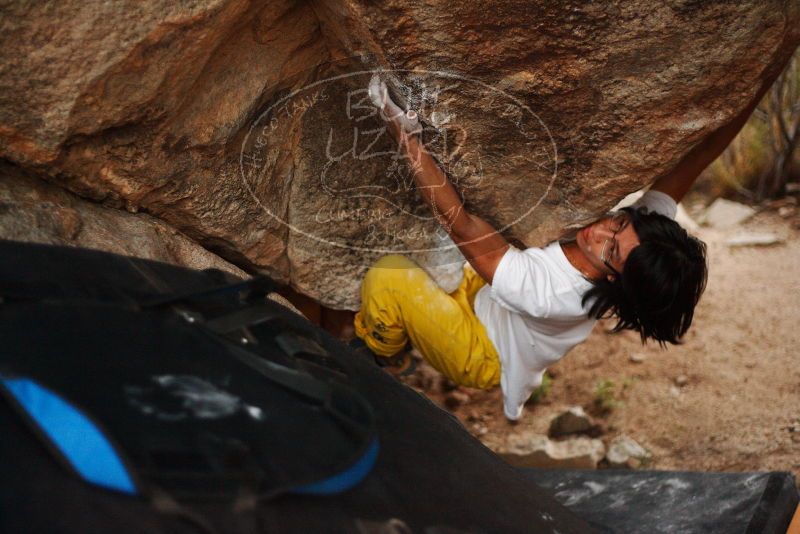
352, 75, 744, 421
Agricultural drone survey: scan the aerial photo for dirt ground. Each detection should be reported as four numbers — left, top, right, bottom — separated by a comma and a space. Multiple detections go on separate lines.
397, 201, 800, 483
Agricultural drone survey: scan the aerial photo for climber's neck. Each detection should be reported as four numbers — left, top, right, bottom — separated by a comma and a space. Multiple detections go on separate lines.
560, 241, 604, 282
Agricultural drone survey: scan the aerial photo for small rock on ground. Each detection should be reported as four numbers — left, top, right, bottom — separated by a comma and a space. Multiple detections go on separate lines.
605, 435, 650, 469
701, 198, 756, 228
629, 352, 646, 363
725, 233, 784, 247
549, 406, 595, 437
495, 431, 605, 470
444, 389, 471, 409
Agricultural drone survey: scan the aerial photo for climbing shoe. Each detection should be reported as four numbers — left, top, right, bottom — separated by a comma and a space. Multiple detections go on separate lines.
374, 351, 417, 377
348, 338, 417, 377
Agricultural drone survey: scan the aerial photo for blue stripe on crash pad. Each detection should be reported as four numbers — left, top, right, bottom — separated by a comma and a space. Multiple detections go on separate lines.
0, 377, 136, 495
293, 438, 379, 495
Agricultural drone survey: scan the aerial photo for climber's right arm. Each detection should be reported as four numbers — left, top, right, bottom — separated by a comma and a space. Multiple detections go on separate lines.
369, 76, 508, 282
399, 131, 509, 284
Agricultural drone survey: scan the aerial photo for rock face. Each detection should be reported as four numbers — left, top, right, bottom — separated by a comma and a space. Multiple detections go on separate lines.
0, 162, 300, 313
0, 162, 248, 276
1, 1, 799, 308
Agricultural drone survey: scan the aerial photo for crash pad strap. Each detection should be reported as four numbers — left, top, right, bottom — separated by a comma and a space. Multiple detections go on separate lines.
143, 276, 276, 309
293, 438, 380, 495
204, 303, 283, 334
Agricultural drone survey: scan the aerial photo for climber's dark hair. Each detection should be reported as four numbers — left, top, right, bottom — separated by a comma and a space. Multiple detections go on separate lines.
581, 206, 708, 346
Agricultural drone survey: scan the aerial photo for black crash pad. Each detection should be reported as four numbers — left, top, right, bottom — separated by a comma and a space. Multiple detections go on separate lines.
525, 468, 799, 534
0, 239, 593, 534
3, 240, 796, 534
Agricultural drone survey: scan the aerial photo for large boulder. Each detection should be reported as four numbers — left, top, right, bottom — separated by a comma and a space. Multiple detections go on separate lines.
0, 162, 299, 313
1, 0, 798, 308
0, 162, 248, 276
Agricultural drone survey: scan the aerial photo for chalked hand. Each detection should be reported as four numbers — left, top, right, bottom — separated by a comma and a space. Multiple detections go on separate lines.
368, 75, 420, 134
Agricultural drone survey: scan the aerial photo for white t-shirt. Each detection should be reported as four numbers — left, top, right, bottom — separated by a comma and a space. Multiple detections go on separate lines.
474, 190, 678, 420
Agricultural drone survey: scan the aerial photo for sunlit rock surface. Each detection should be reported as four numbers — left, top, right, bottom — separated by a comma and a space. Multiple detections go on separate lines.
1, 0, 798, 308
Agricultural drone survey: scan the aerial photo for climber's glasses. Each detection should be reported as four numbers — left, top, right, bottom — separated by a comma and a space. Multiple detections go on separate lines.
599, 212, 631, 276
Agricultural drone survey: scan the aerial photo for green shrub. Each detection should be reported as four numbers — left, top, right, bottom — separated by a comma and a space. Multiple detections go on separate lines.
593, 378, 620, 413
705, 119, 771, 197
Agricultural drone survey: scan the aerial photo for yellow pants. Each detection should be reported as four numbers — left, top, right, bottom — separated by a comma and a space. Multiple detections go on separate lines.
354, 255, 501, 389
